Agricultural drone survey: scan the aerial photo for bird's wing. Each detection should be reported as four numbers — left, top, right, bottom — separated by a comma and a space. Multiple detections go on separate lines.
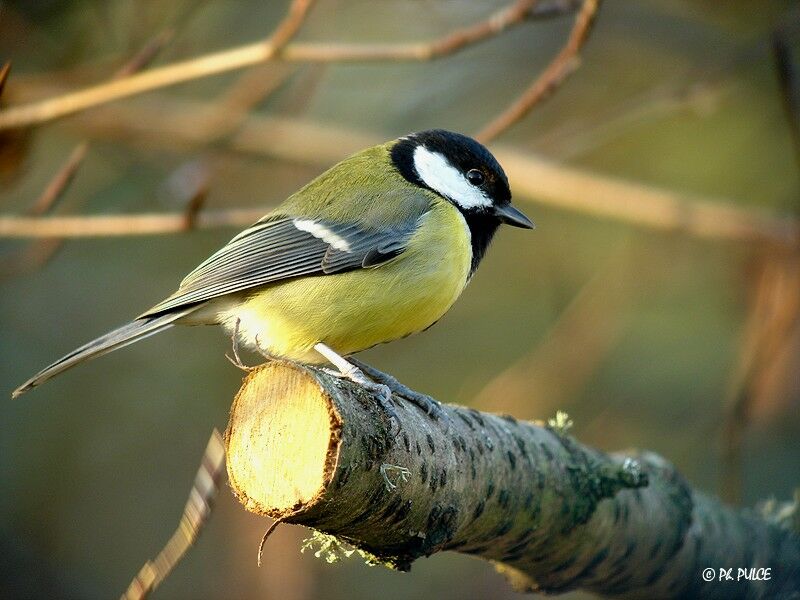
141, 209, 427, 317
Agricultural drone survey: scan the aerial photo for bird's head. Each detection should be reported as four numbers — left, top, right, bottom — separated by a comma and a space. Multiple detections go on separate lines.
390, 129, 534, 229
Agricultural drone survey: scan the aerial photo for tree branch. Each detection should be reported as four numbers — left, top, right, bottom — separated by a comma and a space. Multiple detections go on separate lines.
0, 0, 581, 131
0, 62, 11, 99
122, 429, 226, 600
65, 111, 800, 246
0, 208, 264, 238
224, 362, 800, 598
0, 29, 176, 278
0, 123, 796, 247
476, 0, 600, 143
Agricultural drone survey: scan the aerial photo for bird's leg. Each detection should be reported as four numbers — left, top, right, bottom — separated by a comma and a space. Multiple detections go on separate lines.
313, 342, 399, 432
349, 358, 447, 422
225, 318, 257, 371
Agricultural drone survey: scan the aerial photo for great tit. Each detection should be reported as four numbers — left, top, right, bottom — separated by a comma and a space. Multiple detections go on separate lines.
13, 130, 533, 400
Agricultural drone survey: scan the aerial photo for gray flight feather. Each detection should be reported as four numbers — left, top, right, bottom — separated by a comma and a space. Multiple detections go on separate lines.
12, 308, 195, 398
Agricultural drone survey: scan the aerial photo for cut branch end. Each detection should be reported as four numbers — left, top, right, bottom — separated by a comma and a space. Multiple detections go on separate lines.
226, 362, 341, 516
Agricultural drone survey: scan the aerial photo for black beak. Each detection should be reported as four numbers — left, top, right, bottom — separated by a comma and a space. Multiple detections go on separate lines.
495, 203, 535, 229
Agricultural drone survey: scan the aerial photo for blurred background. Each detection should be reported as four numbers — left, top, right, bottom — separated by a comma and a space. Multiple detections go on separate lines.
1, 0, 799, 598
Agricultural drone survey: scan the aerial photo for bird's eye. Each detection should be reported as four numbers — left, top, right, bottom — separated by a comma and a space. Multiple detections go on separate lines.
466, 169, 485, 186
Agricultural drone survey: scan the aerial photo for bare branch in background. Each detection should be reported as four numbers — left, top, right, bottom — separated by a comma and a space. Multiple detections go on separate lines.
0, 0, 302, 271
720, 31, 800, 503
115, 29, 178, 78
0, 62, 11, 99
0, 143, 88, 278
721, 255, 800, 504
27, 143, 89, 217
477, 0, 600, 143
268, 0, 317, 50
0, 118, 797, 247
122, 430, 226, 600
0, 0, 582, 130
774, 26, 800, 176
0, 208, 265, 238
472, 242, 636, 418
0, 62, 32, 182
0, 28, 177, 277
174, 162, 211, 230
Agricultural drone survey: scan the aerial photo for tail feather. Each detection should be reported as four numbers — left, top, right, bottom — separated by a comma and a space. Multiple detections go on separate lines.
12, 308, 195, 398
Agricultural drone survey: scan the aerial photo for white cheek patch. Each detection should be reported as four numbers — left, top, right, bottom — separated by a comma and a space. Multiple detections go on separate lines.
293, 218, 352, 252
412, 145, 492, 210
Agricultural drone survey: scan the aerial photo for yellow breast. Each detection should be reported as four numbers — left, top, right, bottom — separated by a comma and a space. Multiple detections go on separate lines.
218, 200, 472, 362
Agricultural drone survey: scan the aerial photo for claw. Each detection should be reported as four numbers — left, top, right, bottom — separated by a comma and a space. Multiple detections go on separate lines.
352, 378, 400, 436
226, 352, 257, 371
372, 383, 401, 437
227, 318, 257, 371
349, 358, 449, 424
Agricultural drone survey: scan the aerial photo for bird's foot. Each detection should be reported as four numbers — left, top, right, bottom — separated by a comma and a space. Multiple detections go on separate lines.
338, 367, 400, 436
225, 351, 258, 371
225, 318, 258, 371
314, 343, 400, 435
349, 358, 447, 423
226, 324, 276, 372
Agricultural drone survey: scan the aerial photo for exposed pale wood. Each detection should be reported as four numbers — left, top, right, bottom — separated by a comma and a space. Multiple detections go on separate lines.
227, 365, 337, 513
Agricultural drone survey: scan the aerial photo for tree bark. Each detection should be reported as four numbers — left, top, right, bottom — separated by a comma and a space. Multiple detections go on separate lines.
224, 362, 800, 598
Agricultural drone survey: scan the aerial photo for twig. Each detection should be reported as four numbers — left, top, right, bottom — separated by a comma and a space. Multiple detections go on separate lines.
0, 0, 580, 131
268, 0, 317, 51
721, 256, 800, 504
0, 132, 797, 246
471, 242, 635, 418
121, 429, 226, 600
0, 62, 32, 182
0, 143, 88, 278
0, 208, 264, 238
181, 183, 209, 231
476, 0, 600, 142
0, 28, 177, 277
720, 29, 800, 504
257, 519, 284, 567
115, 29, 178, 78
0, 62, 10, 99
774, 27, 800, 176
28, 142, 89, 216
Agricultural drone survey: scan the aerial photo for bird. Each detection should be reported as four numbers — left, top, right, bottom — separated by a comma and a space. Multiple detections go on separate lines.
12, 129, 534, 411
